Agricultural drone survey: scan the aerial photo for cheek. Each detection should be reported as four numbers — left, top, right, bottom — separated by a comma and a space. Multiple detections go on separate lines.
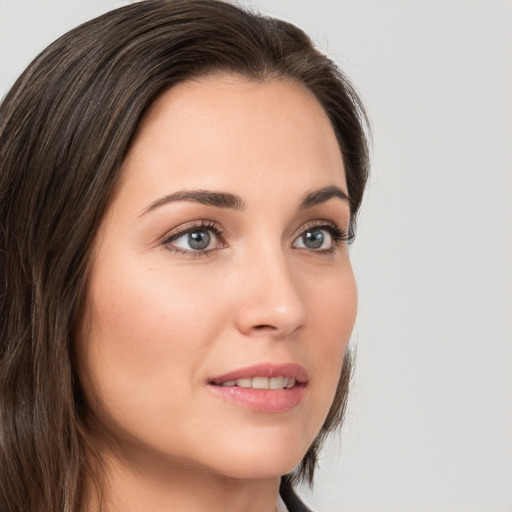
76, 257, 231, 430
307, 260, 357, 351
87, 258, 224, 359
302, 263, 357, 428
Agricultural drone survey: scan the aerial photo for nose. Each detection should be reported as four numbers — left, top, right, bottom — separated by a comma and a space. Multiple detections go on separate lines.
234, 251, 308, 338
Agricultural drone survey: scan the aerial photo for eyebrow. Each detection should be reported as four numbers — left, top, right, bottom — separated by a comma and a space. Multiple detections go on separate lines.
300, 185, 350, 209
141, 190, 246, 216
140, 185, 350, 216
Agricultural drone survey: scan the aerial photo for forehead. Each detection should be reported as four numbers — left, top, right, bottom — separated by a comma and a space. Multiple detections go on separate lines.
120, 74, 347, 205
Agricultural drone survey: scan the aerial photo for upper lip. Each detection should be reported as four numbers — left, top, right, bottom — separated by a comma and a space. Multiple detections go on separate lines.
209, 362, 309, 385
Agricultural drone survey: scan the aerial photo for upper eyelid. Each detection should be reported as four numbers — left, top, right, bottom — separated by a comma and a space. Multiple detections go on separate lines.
161, 220, 223, 242
292, 219, 343, 237
163, 219, 341, 236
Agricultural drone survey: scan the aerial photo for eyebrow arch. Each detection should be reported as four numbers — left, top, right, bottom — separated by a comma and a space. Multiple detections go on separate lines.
300, 185, 350, 209
140, 189, 247, 216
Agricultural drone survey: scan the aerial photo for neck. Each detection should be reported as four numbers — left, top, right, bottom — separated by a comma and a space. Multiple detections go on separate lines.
84, 446, 281, 512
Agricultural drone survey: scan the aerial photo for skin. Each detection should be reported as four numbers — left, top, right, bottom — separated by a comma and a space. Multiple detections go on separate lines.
77, 75, 357, 512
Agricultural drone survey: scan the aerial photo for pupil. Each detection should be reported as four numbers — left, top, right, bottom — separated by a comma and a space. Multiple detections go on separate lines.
188, 230, 210, 250
304, 229, 324, 249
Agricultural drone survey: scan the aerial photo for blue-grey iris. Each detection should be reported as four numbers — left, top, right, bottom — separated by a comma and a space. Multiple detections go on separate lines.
303, 229, 324, 249
188, 230, 211, 250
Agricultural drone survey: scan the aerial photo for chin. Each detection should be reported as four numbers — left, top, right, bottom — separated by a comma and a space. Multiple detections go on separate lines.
199, 428, 312, 481
212, 455, 300, 481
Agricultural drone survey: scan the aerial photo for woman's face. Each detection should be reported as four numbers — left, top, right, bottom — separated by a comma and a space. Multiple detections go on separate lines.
78, 75, 357, 481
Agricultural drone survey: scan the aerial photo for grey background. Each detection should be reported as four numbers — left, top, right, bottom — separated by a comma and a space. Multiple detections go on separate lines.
1, 1, 511, 511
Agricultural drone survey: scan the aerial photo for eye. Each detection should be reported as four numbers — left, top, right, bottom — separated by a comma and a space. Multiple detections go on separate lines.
292, 223, 348, 252
162, 221, 224, 254
172, 229, 215, 250
294, 227, 332, 250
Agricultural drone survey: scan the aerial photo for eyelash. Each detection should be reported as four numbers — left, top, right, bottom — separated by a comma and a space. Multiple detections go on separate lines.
161, 219, 349, 257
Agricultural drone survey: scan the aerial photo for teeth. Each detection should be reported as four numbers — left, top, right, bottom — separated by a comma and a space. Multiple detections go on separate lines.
269, 376, 284, 389
218, 376, 296, 389
252, 377, 269, 389
236, 378, 252, 388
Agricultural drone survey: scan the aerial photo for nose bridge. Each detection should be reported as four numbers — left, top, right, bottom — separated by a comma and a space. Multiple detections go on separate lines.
234, 240, 307, 337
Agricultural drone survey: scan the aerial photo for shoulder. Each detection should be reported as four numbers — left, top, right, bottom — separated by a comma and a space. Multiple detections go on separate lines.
279, 476, 314, 512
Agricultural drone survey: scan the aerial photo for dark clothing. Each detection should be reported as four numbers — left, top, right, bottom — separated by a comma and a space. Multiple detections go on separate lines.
280, 477, 313, 512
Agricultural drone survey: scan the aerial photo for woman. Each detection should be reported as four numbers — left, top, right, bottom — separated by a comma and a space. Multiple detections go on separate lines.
0, 1, 369, 510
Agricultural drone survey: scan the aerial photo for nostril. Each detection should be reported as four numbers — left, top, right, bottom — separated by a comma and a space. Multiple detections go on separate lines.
253, 324, 277, 331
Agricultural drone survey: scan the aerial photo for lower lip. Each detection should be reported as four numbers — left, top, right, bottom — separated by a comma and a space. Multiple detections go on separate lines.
208, 384, 307, 412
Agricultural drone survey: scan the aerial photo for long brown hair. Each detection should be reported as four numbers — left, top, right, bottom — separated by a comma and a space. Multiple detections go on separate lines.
0, 1, 369, 510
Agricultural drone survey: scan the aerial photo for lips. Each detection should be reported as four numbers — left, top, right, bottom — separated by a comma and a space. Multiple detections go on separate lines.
208, 363, 308, 412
